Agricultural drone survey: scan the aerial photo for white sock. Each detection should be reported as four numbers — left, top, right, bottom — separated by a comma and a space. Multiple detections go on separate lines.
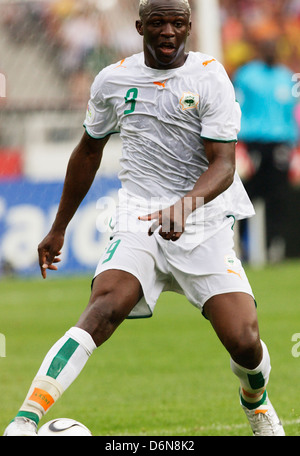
35, 327, 96, 389
18, 327, 96, 422
230, 340, 271, 408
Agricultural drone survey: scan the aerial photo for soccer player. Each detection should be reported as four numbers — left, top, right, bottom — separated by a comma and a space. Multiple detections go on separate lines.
5, 0, 284, 436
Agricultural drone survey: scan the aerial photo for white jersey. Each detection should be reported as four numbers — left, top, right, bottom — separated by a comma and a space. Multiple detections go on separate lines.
84, 51, 254, 223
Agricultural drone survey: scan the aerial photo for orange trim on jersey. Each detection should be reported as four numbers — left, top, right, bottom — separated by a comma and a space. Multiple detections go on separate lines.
114, 59, 126, 69
227, 269, 242, 279
29, 388, 54, 412
153, 80, 167, 88
202, 58, 216, 67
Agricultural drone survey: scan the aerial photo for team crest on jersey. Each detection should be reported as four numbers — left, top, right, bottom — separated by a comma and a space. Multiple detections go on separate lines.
224, 254, 238, 268
180, 92, 199, 111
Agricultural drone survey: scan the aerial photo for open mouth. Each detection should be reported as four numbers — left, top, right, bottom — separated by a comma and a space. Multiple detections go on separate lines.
159, 42, 176, 55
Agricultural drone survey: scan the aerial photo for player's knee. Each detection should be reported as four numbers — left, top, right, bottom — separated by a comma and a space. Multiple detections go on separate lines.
226, 325, 261, 369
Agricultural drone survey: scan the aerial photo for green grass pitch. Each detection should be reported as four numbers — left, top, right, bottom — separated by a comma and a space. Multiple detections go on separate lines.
1, 261, 300, 436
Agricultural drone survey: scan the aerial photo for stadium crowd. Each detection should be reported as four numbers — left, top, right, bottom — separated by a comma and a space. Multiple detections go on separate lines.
1, 0, 299, 101
220, 0, 300, 76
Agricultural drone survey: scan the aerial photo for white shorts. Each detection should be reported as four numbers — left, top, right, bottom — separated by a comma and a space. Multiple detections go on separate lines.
94, 216, 254, 318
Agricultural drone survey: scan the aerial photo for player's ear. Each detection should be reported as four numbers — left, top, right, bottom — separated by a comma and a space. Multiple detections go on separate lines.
187, 21, 192, 36
136, 20, 144, 36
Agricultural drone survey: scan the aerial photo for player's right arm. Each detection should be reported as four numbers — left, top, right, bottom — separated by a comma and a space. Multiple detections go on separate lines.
38, 131, 110, 279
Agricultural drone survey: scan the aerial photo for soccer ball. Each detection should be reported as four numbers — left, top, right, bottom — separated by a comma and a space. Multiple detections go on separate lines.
38, 418, 92, 436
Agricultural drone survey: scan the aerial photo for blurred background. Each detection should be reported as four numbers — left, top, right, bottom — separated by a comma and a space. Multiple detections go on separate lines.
0, 0, 299, 277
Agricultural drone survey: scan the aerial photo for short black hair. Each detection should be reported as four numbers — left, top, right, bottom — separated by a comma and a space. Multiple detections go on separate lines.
139, 0, 192, 20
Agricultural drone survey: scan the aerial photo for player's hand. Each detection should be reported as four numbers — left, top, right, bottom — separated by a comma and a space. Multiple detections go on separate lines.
38, 231, 64, 279
139, 200, 186, 242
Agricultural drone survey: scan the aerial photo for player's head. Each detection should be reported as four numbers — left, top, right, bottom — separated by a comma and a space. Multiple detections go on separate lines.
136, 0, 192, 70
139, 0, 191, 20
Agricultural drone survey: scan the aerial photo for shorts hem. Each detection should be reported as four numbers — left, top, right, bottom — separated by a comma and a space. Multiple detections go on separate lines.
200, 288, 255, 311
94, 264, 155, 319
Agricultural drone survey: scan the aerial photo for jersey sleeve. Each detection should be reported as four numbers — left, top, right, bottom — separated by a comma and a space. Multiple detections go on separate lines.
83, 71, 120, 139
200, 64, 241, 142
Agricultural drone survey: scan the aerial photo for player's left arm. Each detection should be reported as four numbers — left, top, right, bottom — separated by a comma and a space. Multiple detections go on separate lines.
139, 139, 236, 240
186, 138, 236, 207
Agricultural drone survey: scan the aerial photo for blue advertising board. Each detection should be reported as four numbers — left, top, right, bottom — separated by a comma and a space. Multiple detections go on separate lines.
0, 177, 120, 276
